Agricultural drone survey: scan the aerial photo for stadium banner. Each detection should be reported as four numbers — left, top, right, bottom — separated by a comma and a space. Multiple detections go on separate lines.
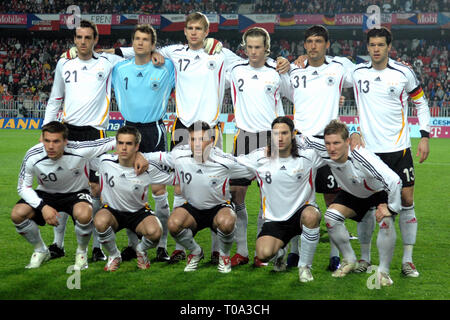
111, 14, 139, 25
160, 14, 185, 32
27, 14, 60, 31
219, 14, 239, 26
138, 15, 161, 26
239, 14, 277, 33
294, 14, 325, 25
2, 115, 449, 138
206, 14, 219, 32
0, 14, 27, 25
277, 14, 296, 26
439, 12, 450, 29
83, 14, 111, 35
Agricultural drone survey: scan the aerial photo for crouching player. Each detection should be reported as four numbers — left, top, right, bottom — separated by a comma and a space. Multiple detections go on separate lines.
93, 126, 175, 271
147, 121, 253, 273
305, 120, 402, 286
11, 121, 116, 270
237, 116, 323, 282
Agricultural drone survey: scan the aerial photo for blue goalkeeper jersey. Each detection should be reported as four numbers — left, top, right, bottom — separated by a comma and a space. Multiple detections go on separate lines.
112, 58, 175, 123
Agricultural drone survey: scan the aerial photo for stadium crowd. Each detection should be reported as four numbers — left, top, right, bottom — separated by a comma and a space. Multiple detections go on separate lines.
1, 34, 448, 117
0, 0, 447, 14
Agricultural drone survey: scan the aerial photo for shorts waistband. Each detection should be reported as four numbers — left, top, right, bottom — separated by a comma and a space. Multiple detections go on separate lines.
125, 119, 164, 127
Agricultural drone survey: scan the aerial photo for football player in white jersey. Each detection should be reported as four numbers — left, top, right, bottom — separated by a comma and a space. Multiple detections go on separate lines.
43, 20, 133, 263
236, 116, 323, 282
350, 28, 430, 277
11, 121, 116, 270
146, 121, 253, 273
92, 126, 175, 271
286, 25, 355, 272
305, 120, 402, 286
227, 27, 291, 268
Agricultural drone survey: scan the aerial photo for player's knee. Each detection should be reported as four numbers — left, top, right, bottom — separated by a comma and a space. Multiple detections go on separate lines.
93, 210, 110, 233
11, 205, 27, 224
143, 224, 161, 242
168, 215, 183, 235
73, 203, 92, 224
401, 196, 414, 208
151, 184, 166, 196
216, 212, 236, 234
301, 207, 321, 228
255, 245, 273, 262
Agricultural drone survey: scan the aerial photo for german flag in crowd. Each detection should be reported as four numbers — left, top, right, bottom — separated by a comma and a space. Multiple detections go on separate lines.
279, 14, 296, 26
322, 14, 335, 25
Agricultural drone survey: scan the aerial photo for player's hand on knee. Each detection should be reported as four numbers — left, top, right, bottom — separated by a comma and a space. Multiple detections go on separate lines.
151, 51, 165, 66
276, 56, 290, 74
375, 203, 391, 223
61, 47, 78, 60
42, 205, 61, 226
203, 38, 223, 55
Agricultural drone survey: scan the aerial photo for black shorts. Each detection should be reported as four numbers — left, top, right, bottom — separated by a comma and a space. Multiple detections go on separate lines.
102, 204, 155, 233
258, 204, 314, 246
332, 190, 391, 222
315, 165, 340, 194
170, 117, 222, 150
376, 148, 414, 187
230, 129, 271, 186
17, 189, 92, 226
65, 123, 106, 183
125, 120, 167, 153
180, 202, 233, 235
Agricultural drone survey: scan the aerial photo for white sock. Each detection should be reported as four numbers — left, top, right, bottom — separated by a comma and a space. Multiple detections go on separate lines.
299, 225, 320, 267
174, 228, 201, 255
97, 226, 119, 257
399, 205, 417, 264
74, 219, 93, 252
53, 212, 68, 248
173, 193, 186, 208
325, 209, 356, 263
289, 236, 299, 255
270, 247, 286, 263
234, 202, 248, 257
377, 217, 396, 274
125, 229, 139, 250
357, 208, 376, 262
211, 230, 219, 253
91, 198, 102, 249
137, 236, 156, 253
15, 219, 47, 253
217, 228, 235, 257
153, 192, 170, 249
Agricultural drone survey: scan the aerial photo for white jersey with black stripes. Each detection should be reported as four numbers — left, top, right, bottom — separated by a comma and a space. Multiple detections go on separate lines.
350, 58, 430, 153
227, 58, 290, 133
92, 154, 175, 212
145, 145, 253, 210
44, 52, 130, 130
303, 135, 402, 213
17, 138, 116, 209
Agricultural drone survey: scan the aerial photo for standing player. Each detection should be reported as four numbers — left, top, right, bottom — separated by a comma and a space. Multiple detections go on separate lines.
11, 121, 116, 270
146, 121, 253, 273
286, 25, 356, 271
227, 27, 291, 267
236, 117, 323, 282
111, 24, 175, 263
93, 126, 174, 271
350, 27, 430, 277
305, 120, 402, 286
43, 20, 134, 262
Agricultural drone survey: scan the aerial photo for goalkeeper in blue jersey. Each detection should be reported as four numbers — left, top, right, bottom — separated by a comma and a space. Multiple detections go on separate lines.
111, 24, 175, 263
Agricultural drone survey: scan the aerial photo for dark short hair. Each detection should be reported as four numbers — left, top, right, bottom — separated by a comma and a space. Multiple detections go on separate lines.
324, 119, 349, 140
74, 19, 98, 39
132, 24, 157, 46
367, 27, 392, 45
117, 125, 141, 145
188, 121, 212, 139
304, 25, 329, 42
267, 116, 299, 158
42, 121, 68, 140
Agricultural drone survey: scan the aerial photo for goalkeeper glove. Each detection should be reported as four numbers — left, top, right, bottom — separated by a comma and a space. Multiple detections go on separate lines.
60, 47, 78, 59
203, 38, 223, 55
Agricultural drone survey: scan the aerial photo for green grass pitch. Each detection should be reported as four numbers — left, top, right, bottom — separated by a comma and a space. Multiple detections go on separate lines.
0, 129, 449, 301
